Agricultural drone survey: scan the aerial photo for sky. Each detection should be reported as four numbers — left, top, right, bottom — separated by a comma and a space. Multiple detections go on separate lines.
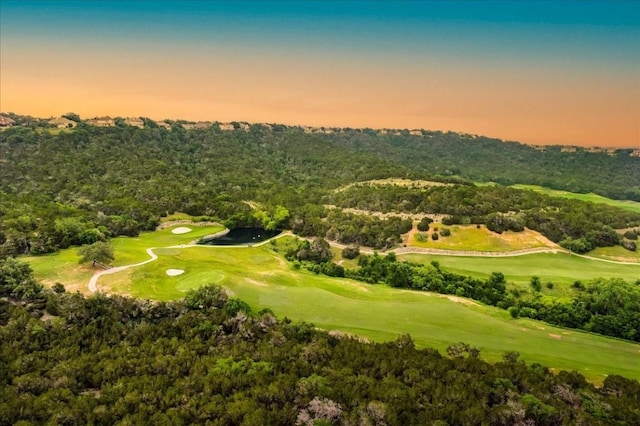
1, 1, 638, 147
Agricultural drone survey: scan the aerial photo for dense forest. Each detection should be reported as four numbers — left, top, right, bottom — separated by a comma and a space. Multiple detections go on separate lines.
1, 122, 639, 257
326, 184, 640, 253
1, 261, 639, 425
323, 130, 640, 201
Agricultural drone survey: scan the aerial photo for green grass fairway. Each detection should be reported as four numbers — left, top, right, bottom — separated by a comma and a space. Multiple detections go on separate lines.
91, 239, 640, 382
588, 246, 640, 263
23, 224, 225, 292
400, 252, 640, 286
22, 249, 95, 293
110, 224, 225, 266
509, 184, 640, 213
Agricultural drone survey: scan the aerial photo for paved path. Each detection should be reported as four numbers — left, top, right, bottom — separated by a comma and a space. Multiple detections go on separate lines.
88, 248, 158, 292
88, 231, 639, 292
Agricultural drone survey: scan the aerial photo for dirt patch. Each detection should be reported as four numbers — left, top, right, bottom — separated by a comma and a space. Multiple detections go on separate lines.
334, 178, 453, 193
42, 278, 88, 295
166, 269, 185, 276
548, 333, 562, 339
444, 295, 479, 306
171, 227, 192, 234
40, 312, 59, 322
158, 220, 220, 229
245, 278, 267, 287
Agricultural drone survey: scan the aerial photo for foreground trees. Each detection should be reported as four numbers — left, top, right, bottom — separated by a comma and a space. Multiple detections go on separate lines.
1, 269, 639, 425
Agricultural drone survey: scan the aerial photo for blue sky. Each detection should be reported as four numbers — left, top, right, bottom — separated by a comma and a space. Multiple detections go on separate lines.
1, 1, 638, 146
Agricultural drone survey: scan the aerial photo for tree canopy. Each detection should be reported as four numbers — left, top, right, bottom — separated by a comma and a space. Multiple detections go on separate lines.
1, 266, 638, 425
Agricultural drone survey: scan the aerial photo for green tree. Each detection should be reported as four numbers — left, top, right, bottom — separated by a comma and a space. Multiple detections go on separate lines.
62, 112, 81, 122
530, 276, 542, 292
0, 257, 43, 299
78, 241, 114, 266
417, 217, 432, 231
341, 246, 360, 259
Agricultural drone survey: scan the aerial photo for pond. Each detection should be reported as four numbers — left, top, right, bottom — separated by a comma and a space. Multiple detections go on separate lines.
199, 227, 281, 246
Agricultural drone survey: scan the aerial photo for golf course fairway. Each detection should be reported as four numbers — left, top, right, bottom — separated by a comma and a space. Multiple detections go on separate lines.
74, 235, 640, 383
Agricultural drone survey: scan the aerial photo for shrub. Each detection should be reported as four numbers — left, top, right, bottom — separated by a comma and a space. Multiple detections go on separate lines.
440, 228, 451, 237
417, 217, 432, 232
431, 232, 439, 241
530, 276, 542, 292
341, 246, 360, 259
442, 215, 461, 225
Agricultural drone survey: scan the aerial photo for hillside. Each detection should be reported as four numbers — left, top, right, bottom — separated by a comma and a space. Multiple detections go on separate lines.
322, 130, 640, 201
2, 118, 640, 383
1, 122, 639, 258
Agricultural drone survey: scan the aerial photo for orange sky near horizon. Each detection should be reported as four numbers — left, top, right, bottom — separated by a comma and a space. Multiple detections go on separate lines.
1, 3, 639, 148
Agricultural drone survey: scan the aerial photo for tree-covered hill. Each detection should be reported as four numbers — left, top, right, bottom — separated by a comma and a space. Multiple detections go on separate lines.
0, 125, 421, 256
1, 263, 639, 425
322, 130, 640, 201
1, 124, 639, 257
325, 183, 640, 253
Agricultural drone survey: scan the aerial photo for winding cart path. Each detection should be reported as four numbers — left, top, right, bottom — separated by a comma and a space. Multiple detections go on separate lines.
87, 232, 639, 293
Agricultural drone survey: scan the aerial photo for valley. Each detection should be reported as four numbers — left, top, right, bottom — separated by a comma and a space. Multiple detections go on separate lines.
23, 220, 640, 382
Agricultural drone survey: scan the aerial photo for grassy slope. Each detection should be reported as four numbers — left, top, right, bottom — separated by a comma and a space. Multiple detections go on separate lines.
510, 184, 640, 213
400, 252, 640, 286
22, 249, 95, 293
587, 246, 640, 263
23, 225, 225, 292
109, 225, 225, 266
408, 225, 556, 252
24, 227, 640, 382
90, 238, 640, 382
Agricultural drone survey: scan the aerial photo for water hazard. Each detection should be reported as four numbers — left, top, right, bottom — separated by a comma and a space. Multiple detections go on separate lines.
199, 227, 280, 246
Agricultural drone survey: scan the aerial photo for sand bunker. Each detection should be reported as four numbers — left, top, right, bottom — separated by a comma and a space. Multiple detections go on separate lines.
166, 269, 185, 276
171, 227, 192, 234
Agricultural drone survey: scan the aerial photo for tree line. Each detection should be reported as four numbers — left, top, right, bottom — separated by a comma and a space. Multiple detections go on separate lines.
287, 247, 640, 343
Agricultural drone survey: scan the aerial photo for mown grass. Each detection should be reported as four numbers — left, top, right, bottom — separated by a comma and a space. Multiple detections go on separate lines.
24, 229, 640, 382
409, 225, 556, 252
587, 246, 640, 263
400, 252, 640, 286
23, 225, 225, 291
90, 237, 640, 382
509, 184, 640, 213
22, 250, 95, 293
110, 225, 225, 266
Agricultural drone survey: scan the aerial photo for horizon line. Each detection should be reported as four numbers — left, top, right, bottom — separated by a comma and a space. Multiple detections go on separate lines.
2, 111, 639, 151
